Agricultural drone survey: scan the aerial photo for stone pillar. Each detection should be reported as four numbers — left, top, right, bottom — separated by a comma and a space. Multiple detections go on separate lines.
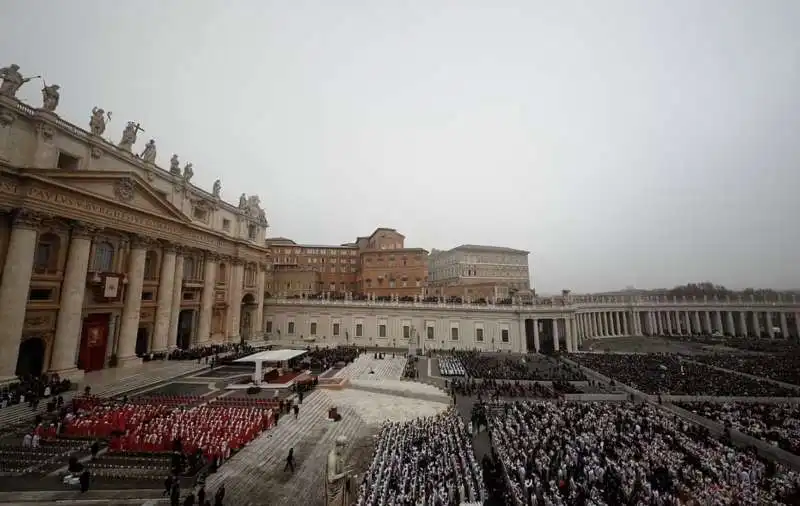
591, 313, 598, 337
703, 311, 712, 334
0, 211, 42, 380
780, 312, 789, 338
116, 238, 148, 365
765, 312, 774, 338
795, 313, 800, 340
253, 266, 266, 340
673, 311, 681, 334
151, 246, 177, 353
227, 261, 245, 341
564, 317, 573, 353
167, 251, 185, 349
532, 318, 540, 352
751, 312, 760, 337
738, 311, 748, 337
725, 312, 735, 337
693, 312, 702, 335
552, 318, 559, 352
50, 225, 94, 377
655, 312, 663, 335
612, 312, 619, 336
683, 311, 691, 334
714, 311, 723, 334
197, 255, 217, 345
602, 312, 610, 336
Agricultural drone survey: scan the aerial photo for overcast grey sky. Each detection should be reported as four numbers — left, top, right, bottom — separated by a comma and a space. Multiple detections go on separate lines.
3, 1, 799, 293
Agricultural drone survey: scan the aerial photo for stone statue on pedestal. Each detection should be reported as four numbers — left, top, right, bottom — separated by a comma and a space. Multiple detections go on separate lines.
183, 163, 194, 182
0, 64, 36, 97
140, 139, 157, 163
41, 83, 60, 112
119, 121, 144, 151
90, 107, 109, 136
212, 179, 221, 197
326, 436, 351, 506
169, 154, 181, 175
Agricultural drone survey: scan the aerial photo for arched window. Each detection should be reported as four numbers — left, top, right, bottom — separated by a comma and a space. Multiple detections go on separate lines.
92, 241, 114, 272
218, 263, 227, 283
143, 251, 159, 280
183, 257, 195, 280
34, 233, 61, 273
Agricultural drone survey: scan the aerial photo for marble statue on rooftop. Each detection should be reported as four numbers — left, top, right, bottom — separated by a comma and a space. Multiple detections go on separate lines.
169, 154, 181, 175
119, 121, 143, 151
239, 193, 247, 209
140, 139, 157, 163
0, 64, 35, 98
212, 179, 221, 197
183, 162, 194, 182
90, 107, 109, 136
40, 83, 60, 112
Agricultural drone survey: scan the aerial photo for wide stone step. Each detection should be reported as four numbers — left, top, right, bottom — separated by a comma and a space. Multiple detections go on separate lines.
0, 488, 163, 503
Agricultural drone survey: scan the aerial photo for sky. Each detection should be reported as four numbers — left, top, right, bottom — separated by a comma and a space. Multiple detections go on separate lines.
2, 1, 799, 294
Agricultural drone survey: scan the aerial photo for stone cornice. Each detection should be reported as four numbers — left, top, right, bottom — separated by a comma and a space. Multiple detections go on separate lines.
11, 209, 46, 229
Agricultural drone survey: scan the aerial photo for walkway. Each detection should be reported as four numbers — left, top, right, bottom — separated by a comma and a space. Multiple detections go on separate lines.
334, 354, 407, 381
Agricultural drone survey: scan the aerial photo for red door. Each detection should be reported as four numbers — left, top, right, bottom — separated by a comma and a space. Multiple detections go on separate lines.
79, 314, 110, 372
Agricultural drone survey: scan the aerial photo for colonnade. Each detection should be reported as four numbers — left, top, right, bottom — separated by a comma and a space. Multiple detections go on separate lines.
0, 213, 268, 381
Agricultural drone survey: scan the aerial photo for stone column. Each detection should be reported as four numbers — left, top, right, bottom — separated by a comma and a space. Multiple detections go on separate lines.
780, 312, 789, 338
50, 225, 94, 378
765, 312, 774, 338
532, 318, 540, 352
693, 312, 701, 335
552, 318, 559, 352
151, 246, 177, 353
167, 251, 185, 349
683, 311, 691, 334
714, 311, 723, 334
613, 312, 620, 336
602, 312, 610, 336
738, 311, 748, 337
116, 237, 148, 365
795, 313, 800, 339
751, 312, 760, 337
197, 254, 217, 345
0, 211, 42, 380
703, 311, 712, 334
655, 312, 663, 335
591, 313, 598, 337
227, 261, 245, 341
725, 312, 735, 337
253, 265, 266, 340
564, 317, 573, 353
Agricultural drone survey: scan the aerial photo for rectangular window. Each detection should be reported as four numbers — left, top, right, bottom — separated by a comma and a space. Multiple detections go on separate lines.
427, 326, 434, 340
333, 323, 340, 336
451, 327, 459, 340
288, 322, 295, 335
379, 324, 387, 337
476, 328, 484, 342
57, 151, 80, 171
356, 323, 363, 337
222, 219, 231, 231
310, 322, 317, 335
501, 329, 509, 342
266, 321, 273, 333
403, 325, 410, 338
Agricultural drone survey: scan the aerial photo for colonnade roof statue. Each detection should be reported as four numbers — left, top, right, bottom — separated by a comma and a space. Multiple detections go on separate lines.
0, 62, 267, 227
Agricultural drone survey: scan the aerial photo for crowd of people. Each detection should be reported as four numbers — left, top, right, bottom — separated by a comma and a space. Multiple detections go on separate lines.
691, 354, 800, 387
454, 351, 586, 382
303, 345, 361, 372
166, 343, 244, 362
677, 401, 800, 456
449, 379, 559, 400
438, 356, 467, 376
489, 400, 800, 505
403, 355, 420, 379
0, 373, 71, 410
356, 410, 486, 506
570, 353, 798, 396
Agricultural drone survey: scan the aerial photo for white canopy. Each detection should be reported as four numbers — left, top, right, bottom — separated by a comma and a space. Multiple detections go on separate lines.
233, 349, 307, 363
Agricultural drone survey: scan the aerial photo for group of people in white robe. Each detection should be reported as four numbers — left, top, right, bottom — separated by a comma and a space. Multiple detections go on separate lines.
437, 356, 467, 377
356, 409, 486, 506
489, 400, 800, 505
570, 353, 797, 396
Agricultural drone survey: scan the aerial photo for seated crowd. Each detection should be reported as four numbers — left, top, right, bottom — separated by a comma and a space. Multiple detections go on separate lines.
678, 401, 800, 456
449, 379, 559, 400
691, 354, 800, 387
0, 373, 71, 409
669, 336, 799, 353
489, 401, 800, 505
455, 351, 586, 382
167, 343, 252, 362
438, 356, 467, 376
356, 409, 486, 506
403, 355, 420, 379
303, 345, 361, 372
571, 353, 798, 396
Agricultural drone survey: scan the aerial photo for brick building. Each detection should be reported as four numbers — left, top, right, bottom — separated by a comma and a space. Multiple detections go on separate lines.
355, 228, 428, 298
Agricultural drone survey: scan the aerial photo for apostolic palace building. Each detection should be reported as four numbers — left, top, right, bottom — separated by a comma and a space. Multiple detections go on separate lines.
1, 63, 800, 386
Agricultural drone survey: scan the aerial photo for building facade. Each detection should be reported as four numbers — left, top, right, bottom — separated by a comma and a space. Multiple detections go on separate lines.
427, 245, 531, 300
266, 228, 427, 299
0, 70, 270, 381
264, 297, 800, 354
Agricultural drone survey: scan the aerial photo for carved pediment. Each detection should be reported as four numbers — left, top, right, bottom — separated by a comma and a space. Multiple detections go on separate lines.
26, 170, 191, 223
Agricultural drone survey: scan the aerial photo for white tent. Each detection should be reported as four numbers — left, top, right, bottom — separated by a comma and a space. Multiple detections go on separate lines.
234, 349, 308, 385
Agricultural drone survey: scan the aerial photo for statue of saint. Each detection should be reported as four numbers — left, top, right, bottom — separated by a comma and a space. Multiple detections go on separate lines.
90, 107, 108, 136
183, 163, 194, 182
0, 64, 35, 98
169, 154, 181, 175
119, 121, 143, 151
239, 193, 247, 209
212, 179, 222, 197
326, 436, 350, 506
140, 139, 157, 163
41, 83, 60, 112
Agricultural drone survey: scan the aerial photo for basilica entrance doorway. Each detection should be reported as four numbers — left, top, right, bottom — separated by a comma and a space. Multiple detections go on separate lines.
135, 328, 149, 357
79, 314, 109, 372
16, 337, 46, 377
178, 310, 194, 350
240, 294, 256, 341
